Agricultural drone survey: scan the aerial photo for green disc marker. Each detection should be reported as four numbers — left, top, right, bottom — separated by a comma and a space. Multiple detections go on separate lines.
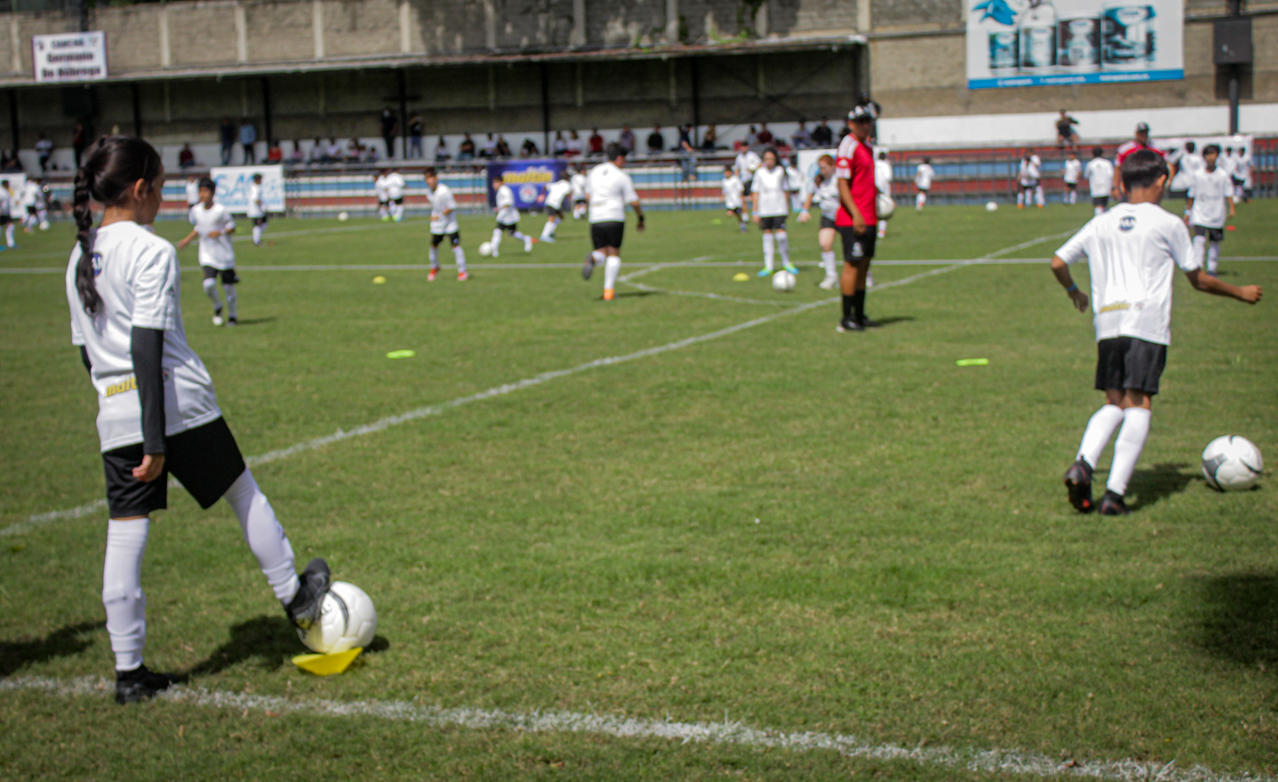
956, 358, 989, 366
386, 350, 416, 359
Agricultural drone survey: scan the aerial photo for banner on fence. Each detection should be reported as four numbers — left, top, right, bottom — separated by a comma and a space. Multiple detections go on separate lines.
486, 160, 568, 209
209, 166, 286, 214
33, 31, 108, 83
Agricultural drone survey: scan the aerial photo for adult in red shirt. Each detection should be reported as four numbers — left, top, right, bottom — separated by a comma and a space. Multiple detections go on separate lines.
1112, 122, 1163, 199
834, 105, 879, 332
588, 129, 604, 156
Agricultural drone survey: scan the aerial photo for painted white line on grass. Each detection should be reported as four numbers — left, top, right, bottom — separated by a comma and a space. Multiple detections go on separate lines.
0, 676, 1267, 782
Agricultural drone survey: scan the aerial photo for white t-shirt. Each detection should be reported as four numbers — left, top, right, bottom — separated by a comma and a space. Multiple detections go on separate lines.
374, 175, 389, 202
384, 173, 405, 199
722, 175, 744, 210
22, 180, 40, 208
429, 183, 459, 234
1233, 154, 1251, 185
1171, 151, 1204, 191
494, 183, 519, 225
185, 180, 201, 206
586, 162, 638, 224
66, 221, 222, 452
1063, 158, 1082, 184
1216, 156, 1235, 178
189, 202, 236, 269
1187, 168, 1231, 229
915, 164, 934, 190
1019, 156, 1042, 183
734, 151, 761, 182
246, 182, 265, 218
1085, 158, 1115, 198
0, 187, 10, 217
544, 180, 572, 211
812, 176, 841, 220
784, 166, 802, 193
751, 166, 790, 217
875, 159, 893, 196
1054, 203, 1199, 346
570, 173, 587, 201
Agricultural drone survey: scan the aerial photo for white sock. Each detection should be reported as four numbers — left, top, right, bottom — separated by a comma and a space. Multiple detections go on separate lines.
1076, 404, 1124, 469
222, 469, 300, 605
1094, 205, 1104, 216
820, 250, 836, 278
1106, 407, 1151, 496
1191, 234, 1206, 270
591, 250, 606, 265
223, 283, 237, 320
378, 204, 388, 219
1207, 241, 1220, 275
877, 221, 887, 238
429, 246, 440, 270
252, 225, 262, 245
775, 231, 790, 265
1017, 191, 1025, 207
103, 518, 149, 671
453, 246, 467, 273
203, 277, 222, 311
392, 203, 403, 220
5, 223, 13, 246
1036, 186, 1045, 207
762, 232, 775, 271
603, 255, 621, 290
916, 192, 925, 210
513, 230, 530, 242
540, 219, 556, 240
491, 228, 503, 253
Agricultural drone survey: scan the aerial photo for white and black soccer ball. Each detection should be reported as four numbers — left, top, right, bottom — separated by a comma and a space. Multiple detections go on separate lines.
985, 201, 998, 212
1202, 435, 1263, 492
337, 211, 349, 222
876, 193, 895, 221
771, 270, 796, 292
478, 241, 493, 257
298, 581, 378, 654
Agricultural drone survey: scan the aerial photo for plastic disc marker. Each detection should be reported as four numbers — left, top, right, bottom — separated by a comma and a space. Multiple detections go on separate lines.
956, 358, 989, 366
733, 272, 750, 282
373, 276, 386, 284
293, 648, 363, 676
386, 350, 415, 359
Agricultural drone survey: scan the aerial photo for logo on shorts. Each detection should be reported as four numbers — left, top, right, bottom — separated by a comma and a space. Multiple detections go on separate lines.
851, 241, 864, 258
1119, 216, 1136, 232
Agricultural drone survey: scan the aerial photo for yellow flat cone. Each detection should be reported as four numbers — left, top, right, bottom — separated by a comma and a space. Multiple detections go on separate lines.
372, 276, 386, 284
293, 647, 363, 676
732, 272, 749, 282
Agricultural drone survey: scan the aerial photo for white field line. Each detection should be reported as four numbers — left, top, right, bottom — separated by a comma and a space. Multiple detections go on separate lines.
1, 233, 1060, 537
0, 676, 1268, 782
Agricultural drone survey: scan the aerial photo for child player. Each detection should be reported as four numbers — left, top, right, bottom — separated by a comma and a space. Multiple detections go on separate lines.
385, 167, 406, 221
247, 172, 267, 246
1062, 150, 1082, 205
798, 154, 840, 290
570, 166, 588, 219
374, 170, 390, 221
0, 179, 14, 250
1085, 146, 1115, 216
490, 179, 534, 256
874, 149, 892, 239
178, 177, 240, 327
424, 167, 467, 281
539, 170, 572, 243
1184, 143, 1234, 277
721, 166, 747, 233
751, 147, 798, 278
581, 142, 644, 301
1053, 150, 1261, 515
914, 156, 933, 211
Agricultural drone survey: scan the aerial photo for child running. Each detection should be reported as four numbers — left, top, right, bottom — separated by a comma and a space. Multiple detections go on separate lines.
751, 147, 798, 278
177, 177, 240, 327
799, 154, 840, 290
425, 167, 467, 281
1184, 144, 1234, 277
721, 166, 747, 233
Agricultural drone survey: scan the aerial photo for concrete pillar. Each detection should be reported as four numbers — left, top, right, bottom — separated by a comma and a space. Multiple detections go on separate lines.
9, 18, 21, 75
571, 0, 585, 48
857, 0, 870, 33
399, 0, 411, 54
756, 0, 768, 37
483, 0, 496, 49
235, 3, 248, 63
158, 5, 171, 68
313, 0, 325, 59
665, 0, 678, 44
575, 62, 583, 107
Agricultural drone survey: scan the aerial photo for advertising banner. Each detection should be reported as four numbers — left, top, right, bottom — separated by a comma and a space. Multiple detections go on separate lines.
209, 166, 286, 214
33, 31, 107, 83
486, 160, 567, 209
966, 0, 1182, 89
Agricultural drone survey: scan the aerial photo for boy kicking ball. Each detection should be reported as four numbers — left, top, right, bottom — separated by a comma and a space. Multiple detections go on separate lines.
1051, 150, 1261, 515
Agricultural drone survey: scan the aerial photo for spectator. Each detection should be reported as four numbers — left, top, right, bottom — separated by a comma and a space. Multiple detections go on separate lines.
239, 119, 257, 164
309, 137, 327, 164
677, 124, 697, 181
325, 137, 344, 161
408, 113, 424, 158
495, 135, 512, 158
1056, 109, 1079, 150
646, 125, 664, 154
755, 123, 773, 145
810, 119, 833, 147
434, 136, 450, 162
458, 133, 476, 160
790, 120, 812, 149
618, 125, 636, 153
178, 143, 196, 169
219, 117, 236, 164
35, 132, 52, 172
480, 133, 497, 158
266, 139, 283, 163
566, 130, 582, 157
552, 130, 568, 156
701, 125, 718, 151
588, 128, 604, 156
288, 140, 305, 164
854, 92, 882, 143
72, 120, 89, 167
347, 138, 362, 162
380, 108, 398, 159
521, 138, 539, 158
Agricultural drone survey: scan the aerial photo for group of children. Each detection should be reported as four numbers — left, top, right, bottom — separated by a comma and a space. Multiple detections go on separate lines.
0, 176, 50, 249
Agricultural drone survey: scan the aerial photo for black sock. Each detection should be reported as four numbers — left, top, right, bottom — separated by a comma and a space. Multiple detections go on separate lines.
852, 290, 865, 321
841, 295, 854, 320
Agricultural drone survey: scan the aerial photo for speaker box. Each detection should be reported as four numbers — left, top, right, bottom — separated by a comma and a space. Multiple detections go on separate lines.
1213, 18, 1252, 65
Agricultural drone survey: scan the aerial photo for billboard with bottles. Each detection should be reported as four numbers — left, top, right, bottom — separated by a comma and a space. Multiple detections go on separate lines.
966, 0, 1183, 89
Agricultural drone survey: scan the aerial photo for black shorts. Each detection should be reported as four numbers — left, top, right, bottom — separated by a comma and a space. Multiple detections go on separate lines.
25, 205, 35, 216
1092, 196, 1109, 208
378, 199, 389, 206
819, 215, 836, 230
252, 216, 268, 226
546, 206, 563, 220
1021, 180, 1039, 190
728, 207, 742, 216
573, 198, 587, 206
1094, 336, 1167, 395
202, 266, 240, 284
393, 197, 404, 205
590, 220, 625, 250
1192, 225, 1224, 242
742, 180, 753, 197
758, 215, 787, 231
0, 214, 10, 225
496, 221, 519, 234
837, 226, 876, 262
431, 231, 461, 247
1066, 182, 1077, 190
102, 417, 247, 517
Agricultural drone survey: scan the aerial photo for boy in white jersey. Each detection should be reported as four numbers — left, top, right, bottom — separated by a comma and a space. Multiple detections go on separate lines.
384, 168, 406, 221
1017, 150, 1044, 209
178, 177, 240, 326
874, 150, 892, 238
185, 173, 201, 208
0, 178, 12, 250
1184, 144, 1234, 277
246, 173, 267, 246
570, 167, 588, 219
914, 157, 933, 211
1084, 146, 1115, 216
490, 180, 534, 256
66, 136, 333, 704
374, 169, 390, 220
539, 171, 573, 243
734, 147, 761, 217
751, 147, 798, 278
424, 167, 467, 282
1230, 147, 1250, 203
721, 166, 747, 233
799, 154, 841, 289
783, 156, 803, 212
1052, 150, 1261, 516
581, 142, 644, 301
21, 177, 40, 231
1062, 151, 1082, 205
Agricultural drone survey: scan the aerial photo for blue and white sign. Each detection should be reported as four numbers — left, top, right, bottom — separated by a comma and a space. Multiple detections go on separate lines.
486, 160, 567, 209
966, 0, 1182, 89
209, 165, 286, 214
33, 31, 107, 83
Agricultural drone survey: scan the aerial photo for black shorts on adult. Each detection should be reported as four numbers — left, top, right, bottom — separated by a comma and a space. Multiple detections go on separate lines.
102, 417, 247, 517
431, 231, 461, 247
202, 265, 240, 284
590, 220, 625, 250
1092, 196, 1109, 208
758, 215, 786, 231
819, 215, 836, 230
496, 221, 519, 235
837, 225, 876, 262
1094, 336, 1167, 395
1192, 224, 1224, 242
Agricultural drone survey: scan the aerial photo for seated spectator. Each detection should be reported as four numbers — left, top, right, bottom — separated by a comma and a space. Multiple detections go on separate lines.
458, 133, 476, 160
618, 126, 636, 153
745, 125, 759, 147
701, 125, 718, 151
756, 123, 774, 145
520, 138, 539, 158
647, 125, 664, 154
588, 128, 604, 156
178, 143, 195, 168
434, 137, 450, 162
480, 133, 497, 158
287, 139, 305, 164
266, 139, 283, 163
810, 119, 833, 147
495, 135, 512, 157
552, 130, 568, 157
325, 138, 344, 161
566, 130, 582, 157
790, 121, 812, 149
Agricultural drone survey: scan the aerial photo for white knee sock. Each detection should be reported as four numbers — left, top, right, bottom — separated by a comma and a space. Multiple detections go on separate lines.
540, 219, 557, 240
5, 223, 13, 246
603, 255, 621, 290
203, 277, 222, 311
222, 469, 300, 605
453, 246, 467, 273
223, 283, 237, 320
762, 233, 775, 271
1076, 403, 1124, 469
378, 204, 388, 219
1094, 205, 1105, 216
1036, 186, 1045, 206
877, 221, 887, 238
1191, 234, 1206, 269
252, 225, 263, 245
491, 228, 503, 253
392, 203, 403, 220
1207, 241, 1220, 275
1106, 407, 1151, 496
820, 250, 836, 278
429, 246, 440, 270
775, 231, 790, 265
103, 518, 149, 671
512, 229, 530, 242
1017, 191, 1025, 207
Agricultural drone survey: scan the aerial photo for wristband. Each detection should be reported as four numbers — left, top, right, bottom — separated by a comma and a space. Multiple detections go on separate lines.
1065, 283, 1078, 293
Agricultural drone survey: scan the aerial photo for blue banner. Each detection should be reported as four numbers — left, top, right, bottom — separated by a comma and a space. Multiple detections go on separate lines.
969, 68, 1183, 90
486, 159, 567, 210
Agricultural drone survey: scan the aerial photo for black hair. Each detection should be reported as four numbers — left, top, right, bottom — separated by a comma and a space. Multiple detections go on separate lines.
761, 146, 779, 163
1119, 149, 1169, 191
605, 142, 626, 161
74, 136, 163, 315
252, 173, 263, 181
922, 156, 931, 164
198, 176, 216, 191
1202, 143, 1221, 157
1092, 146, 1104, 158
423, 166, 437, 177
1184, 141, 1196, 152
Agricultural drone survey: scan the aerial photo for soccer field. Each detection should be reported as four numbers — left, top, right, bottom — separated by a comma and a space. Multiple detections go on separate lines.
1, 202, 1275, 780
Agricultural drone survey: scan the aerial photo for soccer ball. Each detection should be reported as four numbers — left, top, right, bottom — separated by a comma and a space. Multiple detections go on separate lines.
38, 221, 49, 231
478, 241, 493, 257
876, 193, 895, 220
1201, 435, 1264, 491
297, 581, 378, 654
985, 201, 998, 212
337, 211, 349, 222
771, 270, 796, 292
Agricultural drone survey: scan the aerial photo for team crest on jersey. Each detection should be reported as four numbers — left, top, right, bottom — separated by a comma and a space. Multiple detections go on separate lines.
91, 252, 104, 277
1119, 216, 1136, 232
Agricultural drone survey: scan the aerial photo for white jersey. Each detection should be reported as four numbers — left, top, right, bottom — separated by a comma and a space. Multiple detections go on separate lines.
544, 179, 572, 211
1019, 156, 1042, 184
66, 221, 222, 452
429, 183, 459, 234
0, 187, 9, 217
585, 161, 638, 224
1085, 158, 1115, 198
188, 202, 237, 269
373, 175, 389, 202
570, 172, 587, 201
185, 180, 201, 206
784, 166, 802, 192
494, 183, 519, 225
915, 163, 934, 190
1187, 168, 1232, 229
1063, 158, 1083, 184
812, 176, 841, 220
1233, 154, 1251, 185
751, 166, 790, 217
1216, 155, 1235, 179
874, 159, 893, 196
1171, 151, 1204, 191
1054, 202, 1198, 346
246, 182, 265, 218
734, 150, 761, 182
22, 180, 40, 208
722, 175, 744, 210
384, 172, 405, 199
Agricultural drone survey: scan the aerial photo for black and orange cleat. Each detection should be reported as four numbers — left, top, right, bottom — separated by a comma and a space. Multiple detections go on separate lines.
1064, 459, 1094, 513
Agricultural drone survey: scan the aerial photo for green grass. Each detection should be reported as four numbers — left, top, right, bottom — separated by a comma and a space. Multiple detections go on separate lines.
1, 200, 1276, 780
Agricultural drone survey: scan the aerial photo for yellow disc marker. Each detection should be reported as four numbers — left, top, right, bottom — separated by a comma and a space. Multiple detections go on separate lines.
386, 350, 415, 359
732, 272, 750, 282
956, 358, 990, 366
293, 647, 363, 676
372, 276, 386, 284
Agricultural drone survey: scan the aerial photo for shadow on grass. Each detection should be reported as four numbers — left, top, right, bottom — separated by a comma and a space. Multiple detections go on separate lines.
1127, 461, 1198, 511
185, 615, 392, 676
612, 290, 658, 299
0, 621, 101, 677
1194, 571, 1278, 670
230, 316, 277, 326
869, 316, 915, 328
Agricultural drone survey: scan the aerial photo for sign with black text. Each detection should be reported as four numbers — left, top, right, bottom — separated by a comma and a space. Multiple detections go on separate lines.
33, 31, 107, 84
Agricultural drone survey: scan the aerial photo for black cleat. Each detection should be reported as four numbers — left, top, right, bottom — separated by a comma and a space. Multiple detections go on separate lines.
1064, 459, 1094, 513
859, 316, 881, 329
582, 252, 596, 280
1098, 490, 1130, 516
115, 665, 182, 705
836, 318, 864, 333
285, 557, 332, 630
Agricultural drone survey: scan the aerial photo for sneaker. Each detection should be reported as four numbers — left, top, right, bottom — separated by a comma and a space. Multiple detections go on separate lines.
866, 272, 875, 288
540, 235, 556, 244
582, 252, 596, 281
285, 557, 332, 630
818, 275, 838, 291
602, 289, 615, 301
212, 310, 224, 327
115, 665, 181, 705
1063, 459, 1094, 513
523, 237, 534, 252
381, 215, 390, 222
859, 317, 881, 329
226, 317, 237, 327
457, 271, 469, 281
739, 222, 747, 233
782, 263, 800, 275
756, 268, 773, 278
428, 268, 438, 282
1098, 490, 1130, 516
836, 318, 864, 333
